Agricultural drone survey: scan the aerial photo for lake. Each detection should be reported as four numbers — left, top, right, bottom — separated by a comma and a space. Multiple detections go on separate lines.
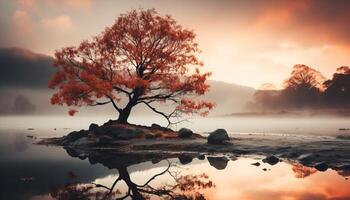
0, 116, 349, 199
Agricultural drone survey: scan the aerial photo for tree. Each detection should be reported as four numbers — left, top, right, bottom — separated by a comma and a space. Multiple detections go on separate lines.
283, 64, 326, 91
49, 9, 214, 125
323, 66, 350, 107
281, 64, 325, 108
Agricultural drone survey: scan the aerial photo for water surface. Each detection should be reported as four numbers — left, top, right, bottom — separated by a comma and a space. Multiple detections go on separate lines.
0, 128, 349, 200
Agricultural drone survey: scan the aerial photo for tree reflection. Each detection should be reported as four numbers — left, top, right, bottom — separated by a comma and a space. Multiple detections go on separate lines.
50, 161, 214, 200
290, 163, 317, 178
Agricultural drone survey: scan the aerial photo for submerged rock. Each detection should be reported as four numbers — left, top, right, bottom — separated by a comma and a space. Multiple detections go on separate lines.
207, 156, 229, 170
336, 135, 350, 140
314, 162, 328, 172
197, 154, 205, 160
178, 128, 193, 138
178, 155, 193, 165
207, 129, 229, 144
262, 155, 280, 165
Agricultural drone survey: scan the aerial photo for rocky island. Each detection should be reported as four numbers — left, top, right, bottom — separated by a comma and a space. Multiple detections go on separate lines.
38, 121, 350, 174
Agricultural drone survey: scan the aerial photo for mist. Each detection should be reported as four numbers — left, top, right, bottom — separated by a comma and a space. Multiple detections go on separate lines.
0, 47, 254, 117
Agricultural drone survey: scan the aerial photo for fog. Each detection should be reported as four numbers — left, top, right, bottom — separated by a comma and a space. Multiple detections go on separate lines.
1, 115, 349, 137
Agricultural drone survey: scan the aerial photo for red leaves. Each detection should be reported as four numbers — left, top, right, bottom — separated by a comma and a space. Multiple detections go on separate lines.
48, 71, 66, 89
48, 8, 214, 119
68, 109, 78, 116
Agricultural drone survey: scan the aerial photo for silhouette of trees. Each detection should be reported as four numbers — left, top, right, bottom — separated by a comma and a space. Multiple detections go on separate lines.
323, 66, 350, 107
280, 64, 325, 109
49, 9, 213, 125
251, 64, 350, 112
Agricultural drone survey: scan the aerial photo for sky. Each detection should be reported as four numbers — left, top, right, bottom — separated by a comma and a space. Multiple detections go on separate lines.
1, 0, 350, 88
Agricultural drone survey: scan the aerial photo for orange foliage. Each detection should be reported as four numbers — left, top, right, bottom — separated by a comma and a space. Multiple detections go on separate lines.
291, 163, 317, 178
49, 9, 213, 123
284, 64, 326, 91
68, 109, 78, 116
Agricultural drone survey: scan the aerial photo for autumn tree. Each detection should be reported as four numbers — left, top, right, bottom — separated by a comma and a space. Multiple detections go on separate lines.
281, 64, 325, 108
283, 64, 326, 91
49, 9, 214, 125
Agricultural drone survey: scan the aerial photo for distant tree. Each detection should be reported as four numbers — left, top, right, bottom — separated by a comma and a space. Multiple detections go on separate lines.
283, 64, 326, 91
252, 83, 280, 111
281, 64, 325, 108
323, 66, 350, 107
49, 9, 214, 125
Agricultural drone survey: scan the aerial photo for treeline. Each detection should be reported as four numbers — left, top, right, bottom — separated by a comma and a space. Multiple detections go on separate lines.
250, 64, 350, 111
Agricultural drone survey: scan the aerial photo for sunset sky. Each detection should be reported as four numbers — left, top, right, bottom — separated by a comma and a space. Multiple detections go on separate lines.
1, 0, 350, 88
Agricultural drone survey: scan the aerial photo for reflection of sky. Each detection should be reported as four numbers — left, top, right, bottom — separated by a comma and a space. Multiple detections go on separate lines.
0, 130, 349, 199
62, 157, 350, 200
94, 158, 350, 200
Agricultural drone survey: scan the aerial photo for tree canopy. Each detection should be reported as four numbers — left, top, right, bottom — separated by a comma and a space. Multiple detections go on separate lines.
49, 9, 214, 125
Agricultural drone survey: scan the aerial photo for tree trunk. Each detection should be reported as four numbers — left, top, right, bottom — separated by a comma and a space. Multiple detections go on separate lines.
116, 104, 133, 124
118, 167, 145, 200
116, 87, 143, 124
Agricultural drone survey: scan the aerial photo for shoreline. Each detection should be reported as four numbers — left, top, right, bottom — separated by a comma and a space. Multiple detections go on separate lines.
37, 121, 350, 173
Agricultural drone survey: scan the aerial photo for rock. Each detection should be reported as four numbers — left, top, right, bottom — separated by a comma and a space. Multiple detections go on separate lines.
89, 123, 99, 131
107, 126, 144, 140
339, 164, 350, 171
178, 128, 193, 138
262, 155, 280, 165
97, 135, 113, 145
314, 162, 328, 172
197, 154, 205, 160
70, 137, 98, 147
178, 155, 193, 165
151, 123, 163, 129
251, 162, 261, 167
297, 153, 316, 165
207, 129, 230, 144
262, 168, 267, 171
151, 123, 173, 132
230, 155, 238, 161
145, 133, 156, 139
207, 156, 229, 170
62, 130, 88, 145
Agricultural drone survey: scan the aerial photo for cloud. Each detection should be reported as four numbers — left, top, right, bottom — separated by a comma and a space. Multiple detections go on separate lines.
15, 0, 92, 12
40, 15, 73, 31
12, 10, 33, 36
63, 0, 92, 12
16, 0, 38, 12
251, 0, 350, 47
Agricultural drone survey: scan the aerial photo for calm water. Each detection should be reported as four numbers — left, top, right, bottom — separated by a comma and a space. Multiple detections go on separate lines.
0, 127, 349, 200
1, 115, 349, 136
0, 117, 350, 200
